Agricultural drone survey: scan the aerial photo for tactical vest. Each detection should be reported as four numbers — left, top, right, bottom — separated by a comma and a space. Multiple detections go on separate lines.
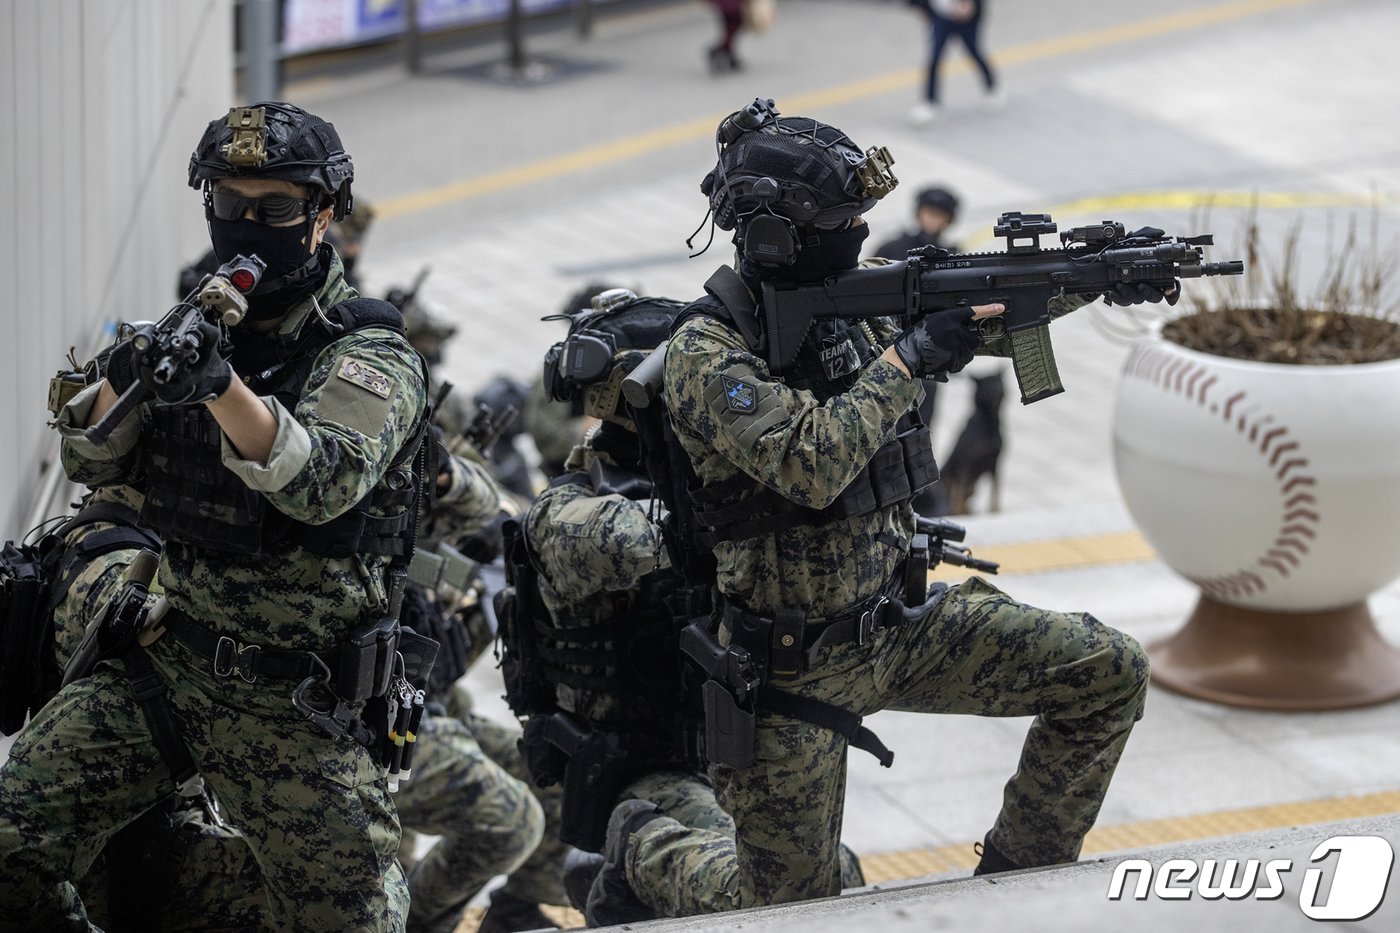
675, 266, 940, 547
503, 457, 704, 770
138, 298, 424, 560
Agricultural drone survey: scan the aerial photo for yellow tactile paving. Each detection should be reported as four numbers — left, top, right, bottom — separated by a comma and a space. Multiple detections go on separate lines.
455, 791, 1400, 929
859, 789, 1400, 885
930, 530, 1158, 581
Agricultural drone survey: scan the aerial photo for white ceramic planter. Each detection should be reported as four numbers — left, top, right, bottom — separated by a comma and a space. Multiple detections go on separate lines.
1114, 321, 1400, 613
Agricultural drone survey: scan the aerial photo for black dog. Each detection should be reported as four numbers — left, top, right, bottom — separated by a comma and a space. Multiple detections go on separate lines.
940, 371, 1006, 515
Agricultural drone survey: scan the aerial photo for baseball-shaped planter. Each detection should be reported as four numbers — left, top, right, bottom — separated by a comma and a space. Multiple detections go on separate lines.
1113, 319, 1400, 709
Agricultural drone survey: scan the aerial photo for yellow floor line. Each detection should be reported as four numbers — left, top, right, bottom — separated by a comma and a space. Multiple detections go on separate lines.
860, 788, 1400, 884
453, 790, 1400, 930
373, 0, 1318, 221
930, 529, 1157, 581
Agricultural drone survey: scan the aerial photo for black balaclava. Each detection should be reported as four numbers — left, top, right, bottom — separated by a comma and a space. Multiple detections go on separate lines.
766, 223, 870, 284
208, 215, 325, 321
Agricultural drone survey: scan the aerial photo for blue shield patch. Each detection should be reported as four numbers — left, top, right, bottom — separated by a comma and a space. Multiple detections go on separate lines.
722, 375, 757, 415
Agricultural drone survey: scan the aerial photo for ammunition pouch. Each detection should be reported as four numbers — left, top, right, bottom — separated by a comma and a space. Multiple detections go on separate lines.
337, 615, 400, 704
690, 412, 937, 547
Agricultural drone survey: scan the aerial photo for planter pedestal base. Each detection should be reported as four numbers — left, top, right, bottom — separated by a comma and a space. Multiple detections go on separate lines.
1148, 595, 1400, 710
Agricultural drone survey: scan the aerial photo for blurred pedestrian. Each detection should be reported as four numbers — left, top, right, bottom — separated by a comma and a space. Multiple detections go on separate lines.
705, 0, 748, 73
908, 0, 1003, 126
871, 185, 960, 259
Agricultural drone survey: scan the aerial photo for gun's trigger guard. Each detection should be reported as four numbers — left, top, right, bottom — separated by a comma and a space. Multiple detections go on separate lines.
976, 317, 1007, 341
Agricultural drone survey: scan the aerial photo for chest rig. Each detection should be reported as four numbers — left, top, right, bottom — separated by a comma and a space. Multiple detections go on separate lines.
138, 298, 422, 560
499, 451, 704, 852
679, 265, 939, 549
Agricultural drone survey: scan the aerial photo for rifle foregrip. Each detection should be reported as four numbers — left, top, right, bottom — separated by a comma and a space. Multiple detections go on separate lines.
1008, 326, 1065, 405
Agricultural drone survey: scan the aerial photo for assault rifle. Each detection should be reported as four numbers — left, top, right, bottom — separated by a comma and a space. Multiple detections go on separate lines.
764, 213, 1244, 404
85, 254, 266, 444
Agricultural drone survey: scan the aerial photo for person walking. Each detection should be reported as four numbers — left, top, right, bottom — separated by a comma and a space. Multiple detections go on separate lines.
909, 0, 1003, 126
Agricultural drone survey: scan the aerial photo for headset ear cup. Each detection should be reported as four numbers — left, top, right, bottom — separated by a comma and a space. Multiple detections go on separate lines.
543, 342, 570, 402
742, 214, 799, 266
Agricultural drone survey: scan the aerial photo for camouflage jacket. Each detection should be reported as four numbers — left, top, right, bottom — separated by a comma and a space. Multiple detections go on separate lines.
523, 438, 671, 725
662, 268, 1088, 618
55, 252, 428, 651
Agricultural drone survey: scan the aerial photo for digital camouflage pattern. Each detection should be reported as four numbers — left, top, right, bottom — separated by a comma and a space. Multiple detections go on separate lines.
398, 713, 544, 933
0, 638, 408, 932
0, 255, 424, 930
50, 484, 150, 668
525, 440, 668, 725
525, 441, 865, 916
665, 311, 922, 614
55, 253, 427, 652
661, 289, 1146, 906
621, 770, 866, 916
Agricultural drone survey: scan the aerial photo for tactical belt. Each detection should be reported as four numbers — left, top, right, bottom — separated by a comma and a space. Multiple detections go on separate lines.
162, 609, 331, 685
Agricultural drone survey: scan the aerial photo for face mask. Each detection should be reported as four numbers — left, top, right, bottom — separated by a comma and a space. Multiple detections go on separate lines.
773, 223, 870, 283
207, 216, 322, 321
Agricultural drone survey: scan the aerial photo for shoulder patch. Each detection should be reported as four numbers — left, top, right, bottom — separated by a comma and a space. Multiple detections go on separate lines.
722, 375, 757, 415
335, 358, 393, 398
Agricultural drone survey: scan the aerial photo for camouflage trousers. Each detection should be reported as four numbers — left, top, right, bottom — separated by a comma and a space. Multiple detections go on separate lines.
400, 688, 571, 911
622, 770, 865, 916
400, 712, 549, 933
460, 710, 571, 909
76, 801, 272, 932
0, 636, 408, 932
62, 711, 562, 933
682, 576, 1149, 907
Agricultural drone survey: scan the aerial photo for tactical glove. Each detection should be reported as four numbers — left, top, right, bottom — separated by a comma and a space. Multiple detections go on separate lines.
892, 307, 981, 378
137, 321, 234, 405
1092, 227, 1180, 306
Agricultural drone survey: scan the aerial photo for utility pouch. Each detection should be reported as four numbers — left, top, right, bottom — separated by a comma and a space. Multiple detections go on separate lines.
904, 533, 931, 607
337, 615, 400, 703
701, 679, 757, 770
396, 625, 439, 691
545, 712, 630, 852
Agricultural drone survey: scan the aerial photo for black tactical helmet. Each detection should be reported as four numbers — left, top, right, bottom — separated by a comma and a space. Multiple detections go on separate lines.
701, 98, 898, 234
917, 186, 960, 219
188, 102, 355, 220
543, 290, 686, 428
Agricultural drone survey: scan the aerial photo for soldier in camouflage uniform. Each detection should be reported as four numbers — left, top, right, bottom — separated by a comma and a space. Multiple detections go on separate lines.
629, 99, 1165, 908
396, 432, 568, 933
513, 292, 863, 925
0, 102, 425, 931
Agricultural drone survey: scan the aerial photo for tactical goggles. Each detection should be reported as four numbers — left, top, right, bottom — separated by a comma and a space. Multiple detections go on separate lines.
208, 189, 315, 225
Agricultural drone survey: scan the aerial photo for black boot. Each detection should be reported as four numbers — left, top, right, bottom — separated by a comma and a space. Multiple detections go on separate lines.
584, 800, 662, 927
562, 848, 604, 912
972, 834, 1023, 876
476, 889, 558, 933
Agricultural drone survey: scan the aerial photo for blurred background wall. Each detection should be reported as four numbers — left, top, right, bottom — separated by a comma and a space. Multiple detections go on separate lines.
0, 0, 234, 539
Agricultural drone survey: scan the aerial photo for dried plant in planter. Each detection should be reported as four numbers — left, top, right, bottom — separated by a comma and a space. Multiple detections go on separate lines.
1164, 210, 1400, 364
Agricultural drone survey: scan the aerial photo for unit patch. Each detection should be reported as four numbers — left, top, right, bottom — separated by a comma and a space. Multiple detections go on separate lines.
722, 375, 757, 415
335, 358, 393, 398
